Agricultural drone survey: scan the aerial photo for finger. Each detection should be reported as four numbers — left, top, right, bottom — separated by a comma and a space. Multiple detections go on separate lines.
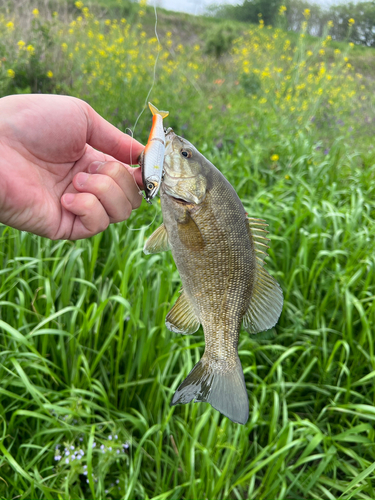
81, 100, 145, 165
61, 192, 110, 239
129, 165, 144, 191
88, 160, 143, 207
73, 171, 134, 223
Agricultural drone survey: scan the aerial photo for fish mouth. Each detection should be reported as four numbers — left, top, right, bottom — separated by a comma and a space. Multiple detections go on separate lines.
169, 194, 190, 205
162, 183, 190, 205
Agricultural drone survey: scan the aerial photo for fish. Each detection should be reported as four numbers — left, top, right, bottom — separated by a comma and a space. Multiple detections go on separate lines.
143, 129, 283, 425
139, 102, 169, 203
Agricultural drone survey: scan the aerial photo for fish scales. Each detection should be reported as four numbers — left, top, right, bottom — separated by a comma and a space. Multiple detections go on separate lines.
144, 128, 283, 424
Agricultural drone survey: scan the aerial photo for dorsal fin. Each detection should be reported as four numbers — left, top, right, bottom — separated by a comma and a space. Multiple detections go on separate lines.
247, 217, 270, 267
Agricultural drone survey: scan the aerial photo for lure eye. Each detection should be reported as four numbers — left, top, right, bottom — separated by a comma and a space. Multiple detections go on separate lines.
147, 182, 155, 191
181, 150, 192, 158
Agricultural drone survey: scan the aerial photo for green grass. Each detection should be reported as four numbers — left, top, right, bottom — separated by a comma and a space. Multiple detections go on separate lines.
1, 1, 375, 499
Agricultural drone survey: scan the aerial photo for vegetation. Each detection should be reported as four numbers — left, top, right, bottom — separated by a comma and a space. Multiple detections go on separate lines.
1, 1, 375, 498
214, 0, 375, 47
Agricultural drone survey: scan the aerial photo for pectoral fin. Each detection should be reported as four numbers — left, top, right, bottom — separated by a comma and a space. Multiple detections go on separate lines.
143, 223, 170, 254
243, 264, 283, 333
166, 291, 200, 334
177, 212, 205, 251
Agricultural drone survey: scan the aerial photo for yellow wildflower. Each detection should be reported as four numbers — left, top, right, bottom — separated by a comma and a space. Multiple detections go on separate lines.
279, 5, 287, 15
61, 42, 68, 51
27, 44, 35, 55
75, 0, 84, 8
7, 69, 15, 78
307, 50, 313, 56
17, 40, 26, 49
349, 42, 354, 47
32, 8, 39, 17
271, 154, 279, 161
47, 70, 53, 78
327, 20, 334, 28
6, 21, 14, 31
348, 18, 355, 25
303, 9, 310, 19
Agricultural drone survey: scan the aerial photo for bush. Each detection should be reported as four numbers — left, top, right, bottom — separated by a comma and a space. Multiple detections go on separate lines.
204, 22, 237, 58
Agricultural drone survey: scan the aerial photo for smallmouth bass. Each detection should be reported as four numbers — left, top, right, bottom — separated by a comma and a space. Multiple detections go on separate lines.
144, 129, 283, 424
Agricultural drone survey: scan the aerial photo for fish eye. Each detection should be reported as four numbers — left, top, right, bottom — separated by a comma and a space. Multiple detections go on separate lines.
181, 149, 192, 158
147, 182, 155, 191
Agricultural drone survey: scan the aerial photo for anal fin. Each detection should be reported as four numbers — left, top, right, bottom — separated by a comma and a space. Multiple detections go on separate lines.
143, 223, 170, 254
165, 291, 200, 335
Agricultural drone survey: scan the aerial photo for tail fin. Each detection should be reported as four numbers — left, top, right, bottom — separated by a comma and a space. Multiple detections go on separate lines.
148, 102, 169, 119
171, 355, 249, 425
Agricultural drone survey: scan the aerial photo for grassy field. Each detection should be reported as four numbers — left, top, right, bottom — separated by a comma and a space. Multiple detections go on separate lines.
1, 1, 375, 499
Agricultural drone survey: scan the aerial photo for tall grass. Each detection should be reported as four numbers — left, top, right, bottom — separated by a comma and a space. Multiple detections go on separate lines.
0, 2, 375, 499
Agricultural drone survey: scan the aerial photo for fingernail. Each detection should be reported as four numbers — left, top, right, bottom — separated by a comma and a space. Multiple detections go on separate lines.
77, 172, 90, 187
88, 161, 104, 174
63, 193, 75, 205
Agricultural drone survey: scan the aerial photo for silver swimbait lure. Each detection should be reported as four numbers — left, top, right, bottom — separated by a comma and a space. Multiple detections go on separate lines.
139, 102, 169, 203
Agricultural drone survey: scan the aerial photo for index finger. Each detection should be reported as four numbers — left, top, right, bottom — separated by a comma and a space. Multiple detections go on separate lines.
82, 100, 145, 165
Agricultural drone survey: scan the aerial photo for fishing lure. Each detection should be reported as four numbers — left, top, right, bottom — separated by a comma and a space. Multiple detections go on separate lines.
139, 102, 169, 203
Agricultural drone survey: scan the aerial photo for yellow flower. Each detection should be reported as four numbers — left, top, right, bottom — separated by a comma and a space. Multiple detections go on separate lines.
285, 174, 290, 180
17, 40, 26, 49
139, 10, 145, 16
319, 49, 325, 56
47, 70, 54, 78
166, 31, 172, 37
348, 18, 355, 25
271, 154, 279, 161
61, 42, 68, 51
7, 69, 15, 78
105, 19, 111, 25
327, 20, 334, 28
32, 8, 39, 17
349, 42, 354, 47
279, 5, 287, 15
303, 9, 310, 19
27, 44, 35, 55
334, 49, 341, 54
6, 21, 14, 31
75, 1, 83, 8
307, 50, 313, 56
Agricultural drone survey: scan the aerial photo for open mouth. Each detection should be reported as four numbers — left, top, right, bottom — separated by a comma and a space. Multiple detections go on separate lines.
170, 195, 189, 204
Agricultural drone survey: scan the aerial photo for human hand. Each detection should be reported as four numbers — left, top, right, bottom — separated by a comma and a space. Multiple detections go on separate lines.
0, 94, 145, 239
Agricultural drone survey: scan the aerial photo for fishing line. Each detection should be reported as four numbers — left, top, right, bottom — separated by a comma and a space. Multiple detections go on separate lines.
126, 0, 161, 232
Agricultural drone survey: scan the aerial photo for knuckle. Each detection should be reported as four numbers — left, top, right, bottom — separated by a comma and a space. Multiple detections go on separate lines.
93, 175, 113, 196
83, 194, 97, 210
105, 161, 122, 178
